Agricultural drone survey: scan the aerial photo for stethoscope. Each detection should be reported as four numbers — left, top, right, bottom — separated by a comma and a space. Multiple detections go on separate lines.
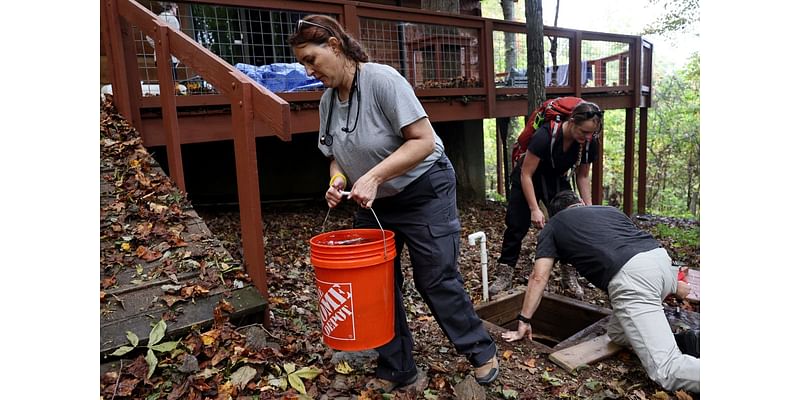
320, 64, 361, 146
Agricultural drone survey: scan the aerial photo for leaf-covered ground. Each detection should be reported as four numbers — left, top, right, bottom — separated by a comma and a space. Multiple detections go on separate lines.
99, 101, 699, 399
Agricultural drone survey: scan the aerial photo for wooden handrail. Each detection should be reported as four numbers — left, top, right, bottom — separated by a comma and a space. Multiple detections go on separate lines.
116, 0, 291, 139
105, 0, 276, 310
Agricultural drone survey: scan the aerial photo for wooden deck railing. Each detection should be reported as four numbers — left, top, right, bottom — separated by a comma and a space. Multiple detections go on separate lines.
116, 0, 651, 127
101, 0, 292, 304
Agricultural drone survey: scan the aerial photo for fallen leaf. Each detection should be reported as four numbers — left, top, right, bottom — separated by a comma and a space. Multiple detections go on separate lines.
125, 355, 149, 380
216, 381, 235, 399
283, 362, 297, 374
101, 276, 117, 289
674, 390, 693, 400
652, 391, 670, 400
267, 375, 288, 391
229, 365, 257, 390
194, 367, 220, 380
211, 348, 230, 366
293, 366, 322, 380
502, 350, 513, 360
126, 331, 139, 347
149, 202, 168, 214
151, 340, 179, 353
145, 348, 158, 379
136, 245, 163, 262
335, 361, 353, 374
149, 320, 167, 346
201, 329, 220, 346
501, 387, 519, 399
110, 345, 135, 357
288, 373, 306, 394
523, 357, 536, 368
161, 295, 185, 307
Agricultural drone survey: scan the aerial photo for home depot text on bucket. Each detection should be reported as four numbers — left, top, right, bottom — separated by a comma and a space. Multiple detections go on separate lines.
319, 283, 354, 336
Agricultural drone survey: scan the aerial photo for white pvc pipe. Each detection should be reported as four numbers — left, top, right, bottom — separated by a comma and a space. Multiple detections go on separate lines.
468, 231, 489, 302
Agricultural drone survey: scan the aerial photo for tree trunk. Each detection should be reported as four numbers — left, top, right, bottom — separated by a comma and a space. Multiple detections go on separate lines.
500, 0, 516, 192
525, 0, 546, 119
548, 0, 560, 86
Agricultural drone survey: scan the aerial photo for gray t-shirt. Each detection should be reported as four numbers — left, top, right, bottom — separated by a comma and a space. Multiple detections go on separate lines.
317, 63, 444, 198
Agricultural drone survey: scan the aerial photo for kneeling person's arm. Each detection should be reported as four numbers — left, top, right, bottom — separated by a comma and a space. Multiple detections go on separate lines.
502, 257, 555, 342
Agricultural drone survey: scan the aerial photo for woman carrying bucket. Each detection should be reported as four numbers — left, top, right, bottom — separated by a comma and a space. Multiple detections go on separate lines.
290, 15, 500, 392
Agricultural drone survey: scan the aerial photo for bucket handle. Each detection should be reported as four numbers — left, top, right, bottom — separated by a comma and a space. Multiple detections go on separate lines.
321, 204, 389, 260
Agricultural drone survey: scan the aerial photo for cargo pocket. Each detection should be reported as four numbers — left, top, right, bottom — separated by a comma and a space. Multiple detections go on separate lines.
427, 219, 460, 238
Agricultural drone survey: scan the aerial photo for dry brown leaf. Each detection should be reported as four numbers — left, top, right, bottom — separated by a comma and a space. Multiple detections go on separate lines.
523, 357, 537, 368
674, 390, 693, 400
652, 390, 670, 400
201, 329, 221, 346
161, 294, 185, 307
101, 276, 116, 289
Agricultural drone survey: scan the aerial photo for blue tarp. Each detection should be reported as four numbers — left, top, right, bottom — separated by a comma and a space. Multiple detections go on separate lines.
235, 62, 323, 92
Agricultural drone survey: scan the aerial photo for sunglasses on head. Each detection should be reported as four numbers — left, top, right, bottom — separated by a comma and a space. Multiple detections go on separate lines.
579, 110, 604, 119
296, 19, 335, 37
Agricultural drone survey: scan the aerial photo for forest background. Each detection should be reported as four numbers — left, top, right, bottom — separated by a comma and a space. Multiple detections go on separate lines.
481, 0, 700, 218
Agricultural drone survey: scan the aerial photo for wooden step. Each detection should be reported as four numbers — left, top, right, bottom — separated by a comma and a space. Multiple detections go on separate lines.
101, 285, 266, 355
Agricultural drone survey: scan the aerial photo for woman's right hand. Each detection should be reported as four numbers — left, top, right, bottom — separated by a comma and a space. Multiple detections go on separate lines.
325, 175, 347, 208
531, 209, 546, 229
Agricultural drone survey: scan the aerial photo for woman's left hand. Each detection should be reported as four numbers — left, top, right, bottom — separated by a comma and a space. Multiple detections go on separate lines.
350, 173, 380, 208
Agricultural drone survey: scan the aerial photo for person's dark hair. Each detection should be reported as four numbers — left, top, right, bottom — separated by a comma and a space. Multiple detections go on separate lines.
548, 190, 582, 217
288, 15, 369, 63
570, 101, 604, 132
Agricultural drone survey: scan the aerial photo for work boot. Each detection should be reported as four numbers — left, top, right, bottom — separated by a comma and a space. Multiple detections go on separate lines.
488, 263, 514, 296
674, 330, 700, 357
560, 263, 584, 300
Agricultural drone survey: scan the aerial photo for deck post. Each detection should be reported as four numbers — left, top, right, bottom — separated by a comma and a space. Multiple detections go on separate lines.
230, 80, 269, 320
623, 107, 635, 216
154, 24, 186, 191
637, 107, 648, 214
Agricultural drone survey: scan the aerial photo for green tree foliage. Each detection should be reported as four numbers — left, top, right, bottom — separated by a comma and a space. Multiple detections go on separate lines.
647, 52, 699, 217
601, 53, 699, 217
642, 0, 699, 36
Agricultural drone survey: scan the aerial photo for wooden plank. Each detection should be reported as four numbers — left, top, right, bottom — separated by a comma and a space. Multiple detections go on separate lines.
475, 288, 524, 324
553, 315, 611, 351
101, 285, 267, 355
548, 334, 622, 373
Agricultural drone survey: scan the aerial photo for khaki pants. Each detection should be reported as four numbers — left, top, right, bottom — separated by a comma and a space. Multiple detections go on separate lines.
606, 248, 700, 393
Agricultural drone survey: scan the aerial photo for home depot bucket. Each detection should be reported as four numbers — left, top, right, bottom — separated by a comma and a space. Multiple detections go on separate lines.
309, 228, 396, 351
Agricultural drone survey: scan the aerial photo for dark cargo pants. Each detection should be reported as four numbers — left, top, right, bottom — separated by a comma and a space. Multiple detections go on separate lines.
354, 156, 497, 383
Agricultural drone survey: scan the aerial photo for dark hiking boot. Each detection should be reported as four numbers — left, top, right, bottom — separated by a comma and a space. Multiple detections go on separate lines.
489, 263, 514, 296
560, 263, 584, 300
674, 330, 700, 358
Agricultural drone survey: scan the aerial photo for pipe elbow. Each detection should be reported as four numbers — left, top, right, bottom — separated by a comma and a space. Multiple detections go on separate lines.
467, 231, 485, 245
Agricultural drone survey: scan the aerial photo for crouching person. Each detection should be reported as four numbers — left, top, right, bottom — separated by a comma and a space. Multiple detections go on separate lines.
502, 191, 699, 393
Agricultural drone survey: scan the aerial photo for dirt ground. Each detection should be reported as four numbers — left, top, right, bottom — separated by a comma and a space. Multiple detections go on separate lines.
193, 199, 699, 400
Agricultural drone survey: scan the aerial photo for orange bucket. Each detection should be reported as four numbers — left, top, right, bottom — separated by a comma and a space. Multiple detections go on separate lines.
309, 228, 396, 350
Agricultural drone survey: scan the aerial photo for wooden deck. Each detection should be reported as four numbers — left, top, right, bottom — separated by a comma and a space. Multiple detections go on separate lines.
100, 108, 267, 356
